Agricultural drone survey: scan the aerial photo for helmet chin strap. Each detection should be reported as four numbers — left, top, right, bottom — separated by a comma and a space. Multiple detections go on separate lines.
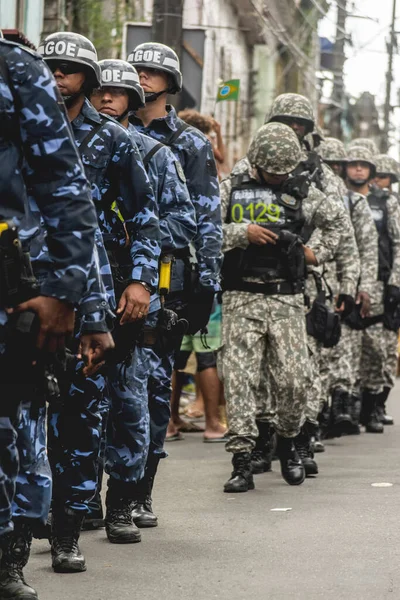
347, 177, 369, 187
116, 109, 130, 123
62, 90, 85, 108
144, 89, 168, 103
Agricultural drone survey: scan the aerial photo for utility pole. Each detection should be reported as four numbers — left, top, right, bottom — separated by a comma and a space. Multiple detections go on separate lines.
330, 0, 347, 139
152, 0, 183, 59
382, 0, 397, 152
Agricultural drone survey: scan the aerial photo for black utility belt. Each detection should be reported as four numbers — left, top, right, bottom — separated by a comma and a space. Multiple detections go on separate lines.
163, 247, 191, 260
224, 280, 305, 296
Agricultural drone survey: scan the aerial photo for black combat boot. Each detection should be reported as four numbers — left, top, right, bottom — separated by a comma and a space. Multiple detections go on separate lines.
51, 506, 86, 573
223, 453, 255, 493
330, 389, 353, 436
132, 455, 160, 528
362, 390, 384, 433
377, 387, 394, 425
294, 424, 318, 477
347, 393, 361, 435
250, 421, 272, 474
0, 522, 38, 599
318, 401, 333, 440
105, 479, 141, 544
276, 435, 305, 486
308, 421, 325, 453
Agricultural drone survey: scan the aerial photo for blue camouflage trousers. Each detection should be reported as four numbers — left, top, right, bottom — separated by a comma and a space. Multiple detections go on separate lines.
0, 313, 51, 536
47, 363, 106, 512
13, 403, 51, 524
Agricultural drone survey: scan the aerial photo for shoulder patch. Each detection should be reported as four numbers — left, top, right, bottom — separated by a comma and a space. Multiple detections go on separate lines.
206, 158, 218, 177
280, 193, 298, 207
174, 160, 186, 183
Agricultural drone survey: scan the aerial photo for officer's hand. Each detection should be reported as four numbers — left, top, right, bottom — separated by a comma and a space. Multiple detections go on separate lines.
117, 283, 150, 325
247, 224, 278, 245
303, 246, 318, 266
356, 291, 371, 318
335, 294, 355, 318
78, 332, 115, 377
11, 296, 74, 353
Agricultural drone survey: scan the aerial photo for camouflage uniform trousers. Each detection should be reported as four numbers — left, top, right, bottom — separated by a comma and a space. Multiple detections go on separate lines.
0, 314, 52, 536
47, 363, 106, 512
324, 324, 356, 395
383, 328, 398, 389
218, 291, 312, 454
360, 283, 386, 394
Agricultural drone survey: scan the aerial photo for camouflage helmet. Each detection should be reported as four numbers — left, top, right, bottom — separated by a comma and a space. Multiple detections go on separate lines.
374, 154, 399, 183
247, 122, 302, 175
348, 137, 379, 156
346, 145, 376, 177
266, 93, 315, 134
98, 59, 145, 110
318, 137, 347, 163
38, 32, 101, 89
127, 43, 182, 93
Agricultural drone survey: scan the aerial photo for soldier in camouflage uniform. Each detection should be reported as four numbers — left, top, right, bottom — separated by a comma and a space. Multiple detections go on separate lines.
218, 122, 346, 493
39, 33, 161, 566
92, 58, 196, 529
0, 37, 99, 600
319, 141, 379, 437
265, 94, 359, 454
373, 154, 400, 424
344, 147, 400, 432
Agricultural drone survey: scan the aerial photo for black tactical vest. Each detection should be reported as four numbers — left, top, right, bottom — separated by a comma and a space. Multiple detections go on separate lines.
222, 174, 306, 293
367, 189, 392, 283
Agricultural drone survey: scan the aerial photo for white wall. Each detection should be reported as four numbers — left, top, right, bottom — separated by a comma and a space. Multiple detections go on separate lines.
183, 0, 252, 166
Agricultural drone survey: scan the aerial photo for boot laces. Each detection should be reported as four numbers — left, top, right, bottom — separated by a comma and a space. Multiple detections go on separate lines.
251, 449, 264, 463
108, 504, 132, 525
53, 533, 79, 555
294, 440, 309, 461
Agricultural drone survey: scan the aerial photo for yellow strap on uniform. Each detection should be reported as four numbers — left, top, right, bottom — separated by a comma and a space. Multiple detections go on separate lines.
111, 201, 124, 223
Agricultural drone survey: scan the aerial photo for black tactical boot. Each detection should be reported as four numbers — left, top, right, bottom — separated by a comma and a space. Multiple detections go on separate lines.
330, 389, 353, 436
105, 479, 141, 544
51, 507, 86, 573
223, 453, 255, 493
347, 393, 361, 435
377, 387, 394, 425
294, 425, 318, 477
250, 421, 272, 474
362, 390, 384, 434
132, 455, 160, 528
82, 491, 105, 531
0, 522, 38, 599
276, 435, 305, 486
318, 401, 333, 440
309, 422, 325, 453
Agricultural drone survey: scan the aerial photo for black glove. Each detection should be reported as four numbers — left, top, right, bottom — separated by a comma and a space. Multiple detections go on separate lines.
385, 285, 400, 312
336, 294, 355, 318
186, 287, 215, 335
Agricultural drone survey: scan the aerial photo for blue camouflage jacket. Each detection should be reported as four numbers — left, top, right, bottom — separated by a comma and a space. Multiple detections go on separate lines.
128, 124, 196, 298
0, 39, 97, 305
74, 100, 160, 298
131, 106, 222, 292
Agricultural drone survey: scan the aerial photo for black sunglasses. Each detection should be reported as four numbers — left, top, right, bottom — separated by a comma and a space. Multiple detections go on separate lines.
49, 61, 83, 75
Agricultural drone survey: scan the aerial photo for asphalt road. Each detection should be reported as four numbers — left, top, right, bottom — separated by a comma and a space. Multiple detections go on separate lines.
27, 382, 400, 600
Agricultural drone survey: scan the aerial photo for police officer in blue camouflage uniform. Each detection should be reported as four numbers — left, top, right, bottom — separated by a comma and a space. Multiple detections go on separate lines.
128, 42, 222, 521
38, 32, 161, 567
91, 59, 197, 528
0, 35, 99, 600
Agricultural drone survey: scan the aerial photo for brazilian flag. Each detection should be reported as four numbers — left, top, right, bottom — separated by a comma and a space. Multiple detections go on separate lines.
216, 79, 240, 102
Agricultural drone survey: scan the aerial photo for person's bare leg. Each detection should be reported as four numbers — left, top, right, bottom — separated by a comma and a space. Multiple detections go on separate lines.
198, 367, 227, 439
166, 370, 185, 437
185, 374, 205, 418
